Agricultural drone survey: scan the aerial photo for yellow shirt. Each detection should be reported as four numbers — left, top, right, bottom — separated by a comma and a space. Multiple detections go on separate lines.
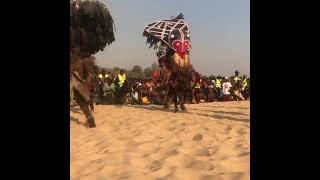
234, 76, 240, 81
118, 74, 126, 86
98, 74, 109, 79
215, 79, 221, 88
242, 79, 248, 87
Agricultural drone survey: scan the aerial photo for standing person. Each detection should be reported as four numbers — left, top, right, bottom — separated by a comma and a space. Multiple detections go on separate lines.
233, 70, 242, 91
242, 75, 248, 91
202, 78, 209, 102
215, 76, 222, 100
103, 76, 115, 104
117, 69, 126, 88
97, 68, 109, 104
242, 75, 249, 99
232, 71, 245, 101
115, 69, 126, 104
193, 73, 202, 104
222, 77, 232, 101
211, 76, 216, 88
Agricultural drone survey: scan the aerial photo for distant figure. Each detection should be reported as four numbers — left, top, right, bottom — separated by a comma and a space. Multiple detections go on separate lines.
97, 68, 109, 104
241, 75, 249, 100
115, 69, 127, 104
202, 78, 209, 102
117, 69, 126, 88
242, 75, 248, 91
215, 76, 223, 100
103, 76, 115, 104
233, 70, 242, 90
193, 73, 202, 104
222, 77, 232, 101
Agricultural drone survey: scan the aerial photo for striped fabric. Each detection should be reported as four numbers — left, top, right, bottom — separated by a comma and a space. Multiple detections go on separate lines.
143, 13, 190, 48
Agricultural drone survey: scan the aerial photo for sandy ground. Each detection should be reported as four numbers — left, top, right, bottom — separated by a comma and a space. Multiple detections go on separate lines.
70, 101, 250, 180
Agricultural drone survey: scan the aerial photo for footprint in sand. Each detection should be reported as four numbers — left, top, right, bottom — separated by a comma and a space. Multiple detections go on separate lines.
185, 159, 215, 171
237, 128, 247, 135
238, 151, 250, 157
165, 148, 179, 157
155, 167, 176, 180
207, 146, 219, 156
94, 140, 105, 147
225, 125, 232, 132
195, 147, 211, 156
147, 160, 163, 172
176, 128, 185, 134
96, 145, 109, 154
192, 133, 203, 141
234, 143, 243, 149
167, 127, 176, 131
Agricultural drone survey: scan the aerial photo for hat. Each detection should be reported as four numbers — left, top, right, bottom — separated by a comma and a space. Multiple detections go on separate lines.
120, 69, 125, 72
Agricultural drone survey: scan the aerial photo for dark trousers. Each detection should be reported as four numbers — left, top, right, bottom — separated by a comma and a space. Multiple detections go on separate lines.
98, 83, 104, 103
223, 94, 231, 101
194, 88, 201, 103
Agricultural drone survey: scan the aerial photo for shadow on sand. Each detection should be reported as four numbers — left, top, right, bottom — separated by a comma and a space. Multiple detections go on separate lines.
129, 104, 197, 114
129, 104, 250, 123
189, 109, 248, 116
70, 116, 88, 128
196, 113, 250, 123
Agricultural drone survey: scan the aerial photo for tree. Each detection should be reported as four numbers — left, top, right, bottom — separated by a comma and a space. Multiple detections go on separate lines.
202, 75, 208, 80
97, 66, 102, 73
105, 68, 112, 73
112, 67, 120, 74
131, 65, 143, 78
143, 67, 152, 78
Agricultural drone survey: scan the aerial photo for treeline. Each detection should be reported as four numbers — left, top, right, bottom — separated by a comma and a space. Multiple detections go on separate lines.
96, 62, 160, 79
96, 62, 249, 80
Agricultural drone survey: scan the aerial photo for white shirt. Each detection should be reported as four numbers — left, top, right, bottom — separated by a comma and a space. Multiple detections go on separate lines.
222, 82, 232, 95
133, 91, 139, 100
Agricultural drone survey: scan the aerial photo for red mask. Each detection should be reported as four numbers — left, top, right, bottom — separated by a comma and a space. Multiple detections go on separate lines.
172, 40, 190, 58
168, 29, 191, 58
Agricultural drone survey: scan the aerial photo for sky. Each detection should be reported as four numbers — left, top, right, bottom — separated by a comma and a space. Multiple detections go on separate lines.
94, 0, 250, 76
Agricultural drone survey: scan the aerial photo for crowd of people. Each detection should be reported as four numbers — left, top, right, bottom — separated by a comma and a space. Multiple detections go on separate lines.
91, 68, 250, 106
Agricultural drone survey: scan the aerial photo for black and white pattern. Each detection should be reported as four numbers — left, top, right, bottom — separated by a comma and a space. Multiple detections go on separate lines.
143, 13, 190, 49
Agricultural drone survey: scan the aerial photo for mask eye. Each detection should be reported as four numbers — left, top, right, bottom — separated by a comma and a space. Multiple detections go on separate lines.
170, 34, 175, 38
186, 33, 190, 38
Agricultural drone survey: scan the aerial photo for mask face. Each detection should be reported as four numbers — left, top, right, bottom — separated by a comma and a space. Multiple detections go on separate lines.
168, 29, 190, 58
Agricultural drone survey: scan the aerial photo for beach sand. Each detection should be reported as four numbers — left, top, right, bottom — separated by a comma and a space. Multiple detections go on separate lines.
71, 101, 250, 180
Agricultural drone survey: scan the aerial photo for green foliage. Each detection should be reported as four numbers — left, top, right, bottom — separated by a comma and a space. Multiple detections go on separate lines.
143, 67, 152, 78
112, 67, 120, 74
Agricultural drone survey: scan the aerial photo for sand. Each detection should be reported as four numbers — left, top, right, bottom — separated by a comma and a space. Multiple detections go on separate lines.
71, 101, 250, 180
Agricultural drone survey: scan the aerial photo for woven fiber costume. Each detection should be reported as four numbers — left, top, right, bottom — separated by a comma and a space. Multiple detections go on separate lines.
143, 13, 197, 112
70, 0, 115, 128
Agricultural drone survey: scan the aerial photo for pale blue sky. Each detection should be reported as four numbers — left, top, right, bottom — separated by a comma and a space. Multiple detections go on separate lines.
95, 0, 250, 76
